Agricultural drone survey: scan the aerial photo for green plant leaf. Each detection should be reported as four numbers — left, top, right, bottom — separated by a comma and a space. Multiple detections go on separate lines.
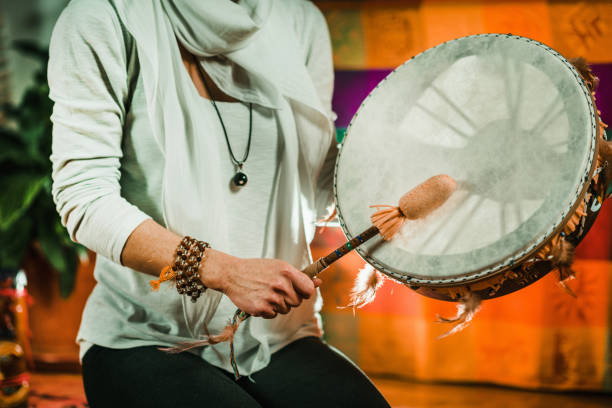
1, 41, 80, 297
0, 216, 33, 269
2, 103, 20, 121
0, 128, 31, 165
29, 195, 82, 297
0, 172, 46, 230
12, 40, 49, 61
22, 122, 47, 148
36, 217, 78, 298
57, 252, 78, 298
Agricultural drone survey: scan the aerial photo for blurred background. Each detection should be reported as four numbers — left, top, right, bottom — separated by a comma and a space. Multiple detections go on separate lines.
0, 0, 611, 407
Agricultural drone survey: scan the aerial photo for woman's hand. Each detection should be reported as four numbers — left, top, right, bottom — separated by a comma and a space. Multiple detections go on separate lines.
200, 249, 321, 318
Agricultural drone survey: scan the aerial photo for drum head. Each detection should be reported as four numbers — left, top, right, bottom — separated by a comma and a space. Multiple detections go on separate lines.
335, 34, 598, 286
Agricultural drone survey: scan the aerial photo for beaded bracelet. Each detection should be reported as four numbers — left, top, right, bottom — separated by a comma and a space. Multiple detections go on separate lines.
150, 236, 210, 302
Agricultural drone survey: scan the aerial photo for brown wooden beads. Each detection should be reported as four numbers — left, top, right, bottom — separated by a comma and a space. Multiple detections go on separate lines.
172, 236, 209, 302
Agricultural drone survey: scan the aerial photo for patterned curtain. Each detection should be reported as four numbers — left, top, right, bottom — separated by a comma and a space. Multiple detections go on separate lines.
314, 0, 612, 391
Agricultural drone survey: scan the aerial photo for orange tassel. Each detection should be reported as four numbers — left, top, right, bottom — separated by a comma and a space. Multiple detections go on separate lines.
370, 205, 404, 240
370, 175, 456, 241
150, 266, 175, 291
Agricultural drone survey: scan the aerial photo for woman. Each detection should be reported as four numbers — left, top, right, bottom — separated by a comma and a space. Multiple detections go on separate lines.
48, 0, 390, 407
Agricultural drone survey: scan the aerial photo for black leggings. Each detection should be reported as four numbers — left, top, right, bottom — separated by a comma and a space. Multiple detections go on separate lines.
82, 337, 390, 408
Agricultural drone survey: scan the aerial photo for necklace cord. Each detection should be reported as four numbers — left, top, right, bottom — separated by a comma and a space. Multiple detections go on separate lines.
192, 54, 253, 167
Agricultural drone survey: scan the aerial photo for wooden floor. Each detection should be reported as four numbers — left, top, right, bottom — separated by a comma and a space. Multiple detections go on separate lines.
374, 378, 612, 408
27, 373, 612, 407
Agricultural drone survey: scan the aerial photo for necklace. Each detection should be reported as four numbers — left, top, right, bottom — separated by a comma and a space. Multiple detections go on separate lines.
194, 56, 253, 188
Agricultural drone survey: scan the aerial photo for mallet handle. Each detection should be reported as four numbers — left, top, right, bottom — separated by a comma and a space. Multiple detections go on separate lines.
302, 225, 380, 277
232, 225, 380, 322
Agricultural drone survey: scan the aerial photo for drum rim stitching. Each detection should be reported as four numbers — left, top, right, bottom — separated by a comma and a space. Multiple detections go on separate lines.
333, 33, 598, 286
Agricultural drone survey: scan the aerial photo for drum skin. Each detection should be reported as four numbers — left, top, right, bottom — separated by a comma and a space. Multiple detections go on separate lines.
334, 34, 607, 301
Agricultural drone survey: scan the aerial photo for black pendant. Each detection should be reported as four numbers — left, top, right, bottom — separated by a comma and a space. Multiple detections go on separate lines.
233, 171, 248, 187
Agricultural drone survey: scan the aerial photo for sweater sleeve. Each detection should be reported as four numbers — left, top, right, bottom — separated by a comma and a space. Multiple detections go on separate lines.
48, 0, 150, 265
299, 1, 339, 220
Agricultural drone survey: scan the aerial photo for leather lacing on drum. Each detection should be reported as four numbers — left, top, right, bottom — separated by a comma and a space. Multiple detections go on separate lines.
521, 59, 609, 297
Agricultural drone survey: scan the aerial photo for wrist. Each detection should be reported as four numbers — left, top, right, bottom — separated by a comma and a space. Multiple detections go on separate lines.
199, 248, 236, 292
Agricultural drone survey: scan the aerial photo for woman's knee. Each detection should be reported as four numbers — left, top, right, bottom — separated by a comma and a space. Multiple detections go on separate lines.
246, 337, 390, 408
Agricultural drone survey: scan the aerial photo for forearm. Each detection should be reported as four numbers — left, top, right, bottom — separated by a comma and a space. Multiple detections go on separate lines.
119, 218, 318, 318
120, 219, 233, 291
120, 219, 181, 276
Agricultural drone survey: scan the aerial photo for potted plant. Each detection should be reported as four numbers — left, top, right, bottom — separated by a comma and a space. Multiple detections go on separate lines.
0, 41, 85, 297
0, 41, 92, 371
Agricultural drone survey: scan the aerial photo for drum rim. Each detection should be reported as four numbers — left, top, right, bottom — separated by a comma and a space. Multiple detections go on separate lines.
333, 33, 599, 286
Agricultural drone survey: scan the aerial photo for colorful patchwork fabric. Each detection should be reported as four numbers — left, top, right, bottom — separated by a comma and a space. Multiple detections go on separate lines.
314, 0, 612, 391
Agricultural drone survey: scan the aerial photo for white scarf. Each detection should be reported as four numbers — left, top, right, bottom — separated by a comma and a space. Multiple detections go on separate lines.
110, 0, 334, 334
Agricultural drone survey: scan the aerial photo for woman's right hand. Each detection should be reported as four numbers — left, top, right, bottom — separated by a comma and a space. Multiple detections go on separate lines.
200, 249, 321, 318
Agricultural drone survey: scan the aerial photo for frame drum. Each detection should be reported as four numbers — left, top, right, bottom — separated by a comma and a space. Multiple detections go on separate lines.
334, 34, 604, 301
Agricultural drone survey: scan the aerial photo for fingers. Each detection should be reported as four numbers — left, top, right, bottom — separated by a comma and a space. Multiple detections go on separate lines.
259, 309, 277, 319
270, 275, 302, 308
271, 276, 322, 310
284, 267, 316, 299
236, 259, 320, 320
278, 283, 302, 308
253, 301, 277, 319
267, 267, 313, 316
271, 295, 290, 315
259, 294, 289, 318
